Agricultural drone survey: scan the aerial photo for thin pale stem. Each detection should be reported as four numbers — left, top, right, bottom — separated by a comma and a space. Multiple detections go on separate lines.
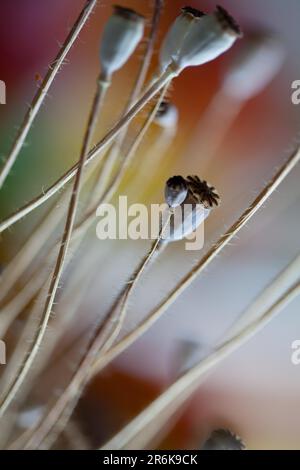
102, 279, 300, 450
22, 189, 170, 451
0, 268, 46, 338
0, 73, 108, 418
19, 145, 300, 441
123, 145, 300, 337
0, 193, 69, 303
90, 83, 170, 212
0, 0, 98, 189
0, 68, 175, 234
82, 145, 300, 378
99, 211, 172, 355
86, 0, 164, 209
0, 86, 169, 334
21, 145, 300, 399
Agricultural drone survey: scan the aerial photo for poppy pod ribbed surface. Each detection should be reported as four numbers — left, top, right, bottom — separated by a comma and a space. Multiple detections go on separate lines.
100, 5, 145, 78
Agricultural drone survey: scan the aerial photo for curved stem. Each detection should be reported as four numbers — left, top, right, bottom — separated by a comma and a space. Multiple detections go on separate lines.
23, 215, 170, 450
0, 67, 174, 234
0, 0, 98, 190
0, 73, 108, 418
102, 279, 300, 450
88, 0, 164, 208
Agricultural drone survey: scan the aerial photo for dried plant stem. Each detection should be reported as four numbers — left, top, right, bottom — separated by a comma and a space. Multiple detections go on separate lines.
0, 193, 69, 303
88, 0, 164, 207
0, 73, 107, 418
121, 145, 300, 338
0, 84, 169, 339
21, 174, 171, 451
91, 83, 170, 209
21, 145, 300, 408
0, 67, 175, 234
0, 0, 98, 190
0, 85, 169, 341
98, 211, 172, 353
102, 279, 300, 450
0, 284, 47, 396
0, 142, 104, 303
0, 268, 46, 338
21, 145, 300, 436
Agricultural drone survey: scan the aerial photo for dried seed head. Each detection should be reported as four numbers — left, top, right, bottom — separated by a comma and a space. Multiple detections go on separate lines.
215, 5, 242, 37
113, 5, 144, 22
159, 7, 205, 73
154, 101, 179, 129
175, 6, 242, 71
100, 5, 145, 78
222, 30, 285, 101
202, 429, 246, 450
181, 6, 206, 19
165, 175, 188, 208
163, 175, 219, 242
186, 176, 220, 209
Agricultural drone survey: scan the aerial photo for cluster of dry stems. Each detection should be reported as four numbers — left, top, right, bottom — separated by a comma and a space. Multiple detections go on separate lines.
0, 0, 299, 450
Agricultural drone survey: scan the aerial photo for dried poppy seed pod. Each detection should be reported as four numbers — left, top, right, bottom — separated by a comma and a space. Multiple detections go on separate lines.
99, 5, 145, 79
163, 176, 219, 242
222, 31, 285, 101
186, 176, 220, 209
159, 7, 205, 73
175, 6, 242, 72
165, 176, 188, 208
154, 101, 179, 129
202, 429, 246, 450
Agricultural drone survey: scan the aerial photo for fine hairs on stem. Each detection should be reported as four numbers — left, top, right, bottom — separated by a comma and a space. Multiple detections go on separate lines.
21, 143, 300, 449
19, 92, 171, 451
0, 1, 163, 339
100, 210, 173, 353
87, 0, 164, 208
0, 2, 148, 413
0, 74, 107, 418
0, 66, 175, 234
87, 144, 300, 378
18, 141, 300, 449
10, 3, 164, 447
0, 0, 98, 190
0, 3, 242, 233
102, 279, 300, 450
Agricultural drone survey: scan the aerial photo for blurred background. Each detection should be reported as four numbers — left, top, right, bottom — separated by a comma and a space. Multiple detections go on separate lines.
0, 0, 300, 450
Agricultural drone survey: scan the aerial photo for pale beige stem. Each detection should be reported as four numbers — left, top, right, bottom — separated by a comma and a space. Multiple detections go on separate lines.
27, 145, 300, 390
0, 193, 68, 303
0, 280, 48, 396
0, 268, 47, 338
102, 212, 172, 353
0, 0, 98, 189
0, 73, 108, 418
0, 68, 175, 234
102, 280, 300, 450
22, 111, 171, 449
87, 0, 164, 209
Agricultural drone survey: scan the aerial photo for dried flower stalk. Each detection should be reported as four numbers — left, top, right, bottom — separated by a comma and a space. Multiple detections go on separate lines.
102, 279, 300, 449
0, 0, 98, 189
